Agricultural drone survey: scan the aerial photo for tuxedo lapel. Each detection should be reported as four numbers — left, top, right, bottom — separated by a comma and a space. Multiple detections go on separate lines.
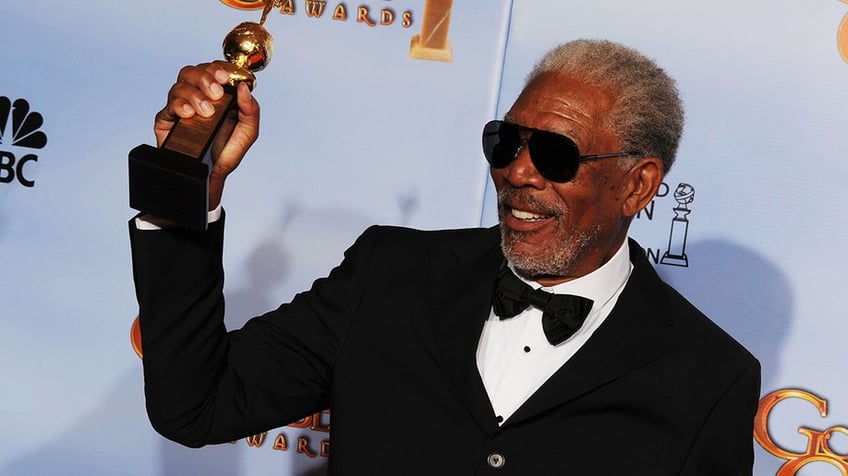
507, 240, 694, 425
425, 227, 504, 437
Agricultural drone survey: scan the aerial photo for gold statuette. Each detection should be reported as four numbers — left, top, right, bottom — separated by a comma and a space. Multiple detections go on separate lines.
128, 9, 276, 230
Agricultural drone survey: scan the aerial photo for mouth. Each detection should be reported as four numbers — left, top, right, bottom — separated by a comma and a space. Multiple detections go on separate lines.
510, 207, 549, 221
502, 204, 556, 233
497, 185, 560, 232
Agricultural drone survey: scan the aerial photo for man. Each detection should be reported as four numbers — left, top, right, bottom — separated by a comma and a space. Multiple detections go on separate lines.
131, 40, 760, 474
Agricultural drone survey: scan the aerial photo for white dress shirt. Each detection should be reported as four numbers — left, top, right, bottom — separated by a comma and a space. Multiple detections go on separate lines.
476, 239, 633, 425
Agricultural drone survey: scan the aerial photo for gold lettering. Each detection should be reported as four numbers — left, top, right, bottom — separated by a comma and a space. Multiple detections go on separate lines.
779, 455, 848, 475
332, 3, 347, 21
775, 427, 848, 475
305, 1, 326, 18
288, 415, 312, 429
755, 389, 823, 460
297, 437, 317, 458
244, 432, 266, 448
755, 388, 848, 475
320, 439, 330, 457
281, 0, 295, 15
402, 11, 413, 28
288, 410, 330, 431
380, 9, 394, 26
311, 409, 331, 433
220, 0, 266, 9
356, 6, 376, 27
272, 433, 288, 451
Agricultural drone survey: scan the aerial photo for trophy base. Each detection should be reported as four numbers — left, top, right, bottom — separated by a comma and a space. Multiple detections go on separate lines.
409, 34, 453, 62
128, 144, 209, 231
660, 252, 689, 267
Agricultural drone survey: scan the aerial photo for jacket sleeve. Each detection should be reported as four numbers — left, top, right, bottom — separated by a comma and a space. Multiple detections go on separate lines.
679, 358, 761, 475
130, 214, 377, 447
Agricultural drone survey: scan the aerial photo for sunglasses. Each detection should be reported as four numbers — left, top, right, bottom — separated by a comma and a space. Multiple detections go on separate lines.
482, 120, 642, 183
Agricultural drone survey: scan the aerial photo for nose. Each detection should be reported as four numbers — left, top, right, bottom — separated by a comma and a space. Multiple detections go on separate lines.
502, 145, 546, 189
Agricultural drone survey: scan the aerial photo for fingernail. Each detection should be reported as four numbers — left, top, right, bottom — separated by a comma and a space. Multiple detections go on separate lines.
214, 69, 230, 84
200, 101, 214, 116
210, 82, 224, 98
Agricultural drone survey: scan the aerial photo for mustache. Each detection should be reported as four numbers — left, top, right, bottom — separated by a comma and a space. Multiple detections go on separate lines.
497, 185, 564, 217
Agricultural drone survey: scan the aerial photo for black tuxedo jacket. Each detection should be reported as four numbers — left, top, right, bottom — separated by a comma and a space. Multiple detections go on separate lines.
131, 217, 760, 475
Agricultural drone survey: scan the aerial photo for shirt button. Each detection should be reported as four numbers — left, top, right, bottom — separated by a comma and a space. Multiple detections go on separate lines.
487, 452, 506, 469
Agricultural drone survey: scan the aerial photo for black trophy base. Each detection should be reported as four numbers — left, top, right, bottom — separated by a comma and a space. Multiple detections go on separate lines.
129, 144, 209, 230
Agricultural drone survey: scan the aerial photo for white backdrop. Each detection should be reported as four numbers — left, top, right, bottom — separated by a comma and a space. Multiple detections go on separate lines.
2, 1, 847, 475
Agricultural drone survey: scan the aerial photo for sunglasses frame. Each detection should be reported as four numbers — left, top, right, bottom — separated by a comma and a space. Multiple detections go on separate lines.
482, 120, 642, 183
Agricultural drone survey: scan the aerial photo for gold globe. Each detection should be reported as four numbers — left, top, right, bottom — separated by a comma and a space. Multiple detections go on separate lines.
221, 21, 274, 88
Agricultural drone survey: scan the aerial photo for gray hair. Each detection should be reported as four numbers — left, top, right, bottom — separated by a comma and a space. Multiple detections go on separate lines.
526, 39, 684, 173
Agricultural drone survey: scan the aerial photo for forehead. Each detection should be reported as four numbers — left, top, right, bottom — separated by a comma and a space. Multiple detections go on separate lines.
505, 73, 617, 148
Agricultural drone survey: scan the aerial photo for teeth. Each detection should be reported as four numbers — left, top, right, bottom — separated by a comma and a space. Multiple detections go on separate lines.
512, 208, 546, 220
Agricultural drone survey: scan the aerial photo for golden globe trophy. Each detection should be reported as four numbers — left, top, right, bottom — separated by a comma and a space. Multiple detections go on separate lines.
129, 5, 276, 230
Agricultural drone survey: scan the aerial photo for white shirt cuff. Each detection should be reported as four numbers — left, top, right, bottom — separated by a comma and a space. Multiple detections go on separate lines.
134, 203, 223, 230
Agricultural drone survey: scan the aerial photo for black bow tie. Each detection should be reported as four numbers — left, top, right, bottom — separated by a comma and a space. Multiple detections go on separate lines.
492, 266, 594, 346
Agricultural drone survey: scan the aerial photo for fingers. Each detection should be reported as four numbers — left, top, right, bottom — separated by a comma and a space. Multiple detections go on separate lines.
208, 82, 260, 176
149, 62, 263, 208
170, 63, 230, 118
235, 81, 260, 142
153, 62, 233, 146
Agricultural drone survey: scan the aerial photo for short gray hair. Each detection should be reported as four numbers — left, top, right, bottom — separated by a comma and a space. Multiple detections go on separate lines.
526, 39, 684, 173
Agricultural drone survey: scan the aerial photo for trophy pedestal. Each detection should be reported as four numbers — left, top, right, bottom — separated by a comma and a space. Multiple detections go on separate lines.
128, 145, 210, 230
660, 209, 691, 267
409, 34, 453, 62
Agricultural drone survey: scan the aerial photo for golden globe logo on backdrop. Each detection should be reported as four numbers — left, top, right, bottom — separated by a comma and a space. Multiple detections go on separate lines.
219, 0, 456, 62
634, 181, 697, 268
756, 389, 848, 474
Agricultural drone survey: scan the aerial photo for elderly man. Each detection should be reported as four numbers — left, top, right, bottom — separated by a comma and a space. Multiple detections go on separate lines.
131, 39, 760, 474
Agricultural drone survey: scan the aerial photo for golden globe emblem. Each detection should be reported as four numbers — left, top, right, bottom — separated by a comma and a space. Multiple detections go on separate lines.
220, 21, 274, 88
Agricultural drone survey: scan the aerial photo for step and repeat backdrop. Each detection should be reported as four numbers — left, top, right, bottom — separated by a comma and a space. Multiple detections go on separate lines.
1, 1, 847, 475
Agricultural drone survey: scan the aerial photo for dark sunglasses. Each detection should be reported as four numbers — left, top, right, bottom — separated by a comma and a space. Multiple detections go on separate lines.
482, 120, 642, 183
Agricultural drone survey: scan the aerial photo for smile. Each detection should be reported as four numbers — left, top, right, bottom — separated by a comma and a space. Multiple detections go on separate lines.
511, 208, 549, 221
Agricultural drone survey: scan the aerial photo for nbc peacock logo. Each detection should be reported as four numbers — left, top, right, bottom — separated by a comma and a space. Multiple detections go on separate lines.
0, 96, 48, 188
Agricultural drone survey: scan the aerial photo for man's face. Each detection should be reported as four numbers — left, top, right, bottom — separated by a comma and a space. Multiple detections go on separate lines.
491, 73, 634, 285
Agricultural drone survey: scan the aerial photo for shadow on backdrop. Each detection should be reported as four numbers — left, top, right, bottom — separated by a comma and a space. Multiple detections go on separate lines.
215, 198, 392, 476
0, 371, 241, 476
651, 239, 793, 475
654, 239, 792, 390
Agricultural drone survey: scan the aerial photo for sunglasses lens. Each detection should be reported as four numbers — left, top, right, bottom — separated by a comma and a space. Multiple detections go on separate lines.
528, 131, 580, 182
482, 121, 520, 167
481, 120, 582, 182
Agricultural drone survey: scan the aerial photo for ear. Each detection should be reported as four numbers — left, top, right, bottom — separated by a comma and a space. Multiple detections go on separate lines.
621, 157, 664, 218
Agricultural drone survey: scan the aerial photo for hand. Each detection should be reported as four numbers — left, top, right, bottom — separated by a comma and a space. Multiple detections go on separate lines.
153, 62, 261, 210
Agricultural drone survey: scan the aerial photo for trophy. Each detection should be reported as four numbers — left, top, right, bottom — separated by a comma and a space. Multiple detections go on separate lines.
660, 183, 695, 267
409, 0, 454, 62
128, 4, 276, 230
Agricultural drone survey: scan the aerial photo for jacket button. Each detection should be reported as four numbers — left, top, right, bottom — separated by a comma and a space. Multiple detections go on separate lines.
487, 452, 506, 469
